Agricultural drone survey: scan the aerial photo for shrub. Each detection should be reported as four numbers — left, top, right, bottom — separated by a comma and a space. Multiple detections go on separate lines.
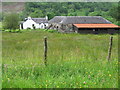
47, 29, 57, 33
3, 13, 19, 30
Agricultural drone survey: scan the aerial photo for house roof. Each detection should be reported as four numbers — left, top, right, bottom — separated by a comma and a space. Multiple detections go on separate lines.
73, 24, 120, 28
48, 16, 66, 23
32, 18, 48, 23
48, 16, 112, 24
20, 17, 48, 24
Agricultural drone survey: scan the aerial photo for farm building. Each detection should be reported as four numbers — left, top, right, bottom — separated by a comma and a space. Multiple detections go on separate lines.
20, 16, 48, 29
48, 16, 119, 34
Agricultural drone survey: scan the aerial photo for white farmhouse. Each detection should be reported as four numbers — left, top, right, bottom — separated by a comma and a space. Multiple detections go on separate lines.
20, 16, 48, 29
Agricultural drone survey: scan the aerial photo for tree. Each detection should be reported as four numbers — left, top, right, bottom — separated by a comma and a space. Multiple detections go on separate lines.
3, 13, 19, 31
30, 10, 44, 18
0, 13, 3, 22
47, 12, 55, 20
109, 4, 120, 21
23, 2, 118, 24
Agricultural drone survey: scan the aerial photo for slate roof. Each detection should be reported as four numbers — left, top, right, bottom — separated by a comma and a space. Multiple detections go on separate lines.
48, 16, 66, 23
32, 18, 48, 23
48, 16, 112, 24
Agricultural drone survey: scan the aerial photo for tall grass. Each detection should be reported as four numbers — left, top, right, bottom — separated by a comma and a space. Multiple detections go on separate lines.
2, 30, 118, 88
0, 22, 2, 89
0, 22, 2, 27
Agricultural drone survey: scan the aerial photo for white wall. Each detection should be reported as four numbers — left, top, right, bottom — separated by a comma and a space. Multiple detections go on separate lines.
40, 23, 45, 29
22, 19, 39, 29
45, 23, 48, 27
39, 23, 48, 29
20, 17, 48, 29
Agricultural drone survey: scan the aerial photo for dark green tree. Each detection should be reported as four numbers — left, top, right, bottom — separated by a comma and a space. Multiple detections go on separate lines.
109, 4, 120, 21
0, 13, 3, 21
23, 2, 118, 24
3, 13, 19, 31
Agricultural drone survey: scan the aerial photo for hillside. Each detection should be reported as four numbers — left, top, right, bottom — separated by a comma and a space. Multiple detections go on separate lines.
1, 2, 119, 25
2, 2, 25, 13
22, 2, 119, 25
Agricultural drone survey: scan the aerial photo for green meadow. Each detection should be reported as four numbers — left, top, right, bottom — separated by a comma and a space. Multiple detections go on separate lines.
2, 30, 118, 88
0, 22, 2, 29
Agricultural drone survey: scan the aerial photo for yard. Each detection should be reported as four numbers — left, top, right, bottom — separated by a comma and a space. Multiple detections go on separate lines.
2, 30, 118, 88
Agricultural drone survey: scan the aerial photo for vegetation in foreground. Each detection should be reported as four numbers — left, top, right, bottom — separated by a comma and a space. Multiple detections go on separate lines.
2, 30, 118, 88
0, 22, 2, 29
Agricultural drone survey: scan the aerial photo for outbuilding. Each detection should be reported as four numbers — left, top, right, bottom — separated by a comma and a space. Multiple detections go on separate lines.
48, 16, 119, 34
73, 24, 119, 34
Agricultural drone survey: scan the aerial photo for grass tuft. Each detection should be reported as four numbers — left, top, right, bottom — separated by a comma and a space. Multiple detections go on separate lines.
2, 30, 118, 88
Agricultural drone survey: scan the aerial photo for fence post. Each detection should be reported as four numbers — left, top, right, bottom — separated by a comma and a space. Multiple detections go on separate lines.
44, 36, 47, 66
107, 36, 113, 61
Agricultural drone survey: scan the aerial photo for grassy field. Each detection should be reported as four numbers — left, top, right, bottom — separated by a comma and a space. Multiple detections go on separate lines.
0, 22, 2, 89
0, 22, 2, 29
2, 30, 118, 88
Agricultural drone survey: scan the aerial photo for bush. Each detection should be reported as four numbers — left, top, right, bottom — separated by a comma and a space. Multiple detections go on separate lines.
3, 13, 19, 30
47, 29, 57, 33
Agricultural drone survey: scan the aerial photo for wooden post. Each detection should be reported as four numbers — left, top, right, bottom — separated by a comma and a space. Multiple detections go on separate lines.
44, 36, 47, 66
107, 36, 113, 61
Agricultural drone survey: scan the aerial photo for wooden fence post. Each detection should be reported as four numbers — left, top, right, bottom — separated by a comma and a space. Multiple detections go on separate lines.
107, 36, 113, 61
44, 36, 47, 66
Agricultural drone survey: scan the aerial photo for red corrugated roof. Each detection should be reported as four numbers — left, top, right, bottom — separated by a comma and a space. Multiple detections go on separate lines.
74, 24, 120, 28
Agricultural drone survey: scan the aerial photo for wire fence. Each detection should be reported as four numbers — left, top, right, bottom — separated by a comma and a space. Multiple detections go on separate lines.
2, 36, 115, 69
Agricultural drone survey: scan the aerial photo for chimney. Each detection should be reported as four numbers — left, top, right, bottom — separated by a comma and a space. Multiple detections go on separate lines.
28, 16, 32, 20
45, 16, 48, 20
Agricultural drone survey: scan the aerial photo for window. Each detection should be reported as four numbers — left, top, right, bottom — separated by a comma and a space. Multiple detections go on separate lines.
32, 24, 36, 29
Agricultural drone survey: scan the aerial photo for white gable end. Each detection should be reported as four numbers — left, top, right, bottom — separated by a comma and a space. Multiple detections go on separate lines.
23, 19, 39, 29
20, 16, 49, 29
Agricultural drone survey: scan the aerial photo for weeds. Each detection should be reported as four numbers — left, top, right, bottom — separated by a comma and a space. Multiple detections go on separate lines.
2, 30, 118, 88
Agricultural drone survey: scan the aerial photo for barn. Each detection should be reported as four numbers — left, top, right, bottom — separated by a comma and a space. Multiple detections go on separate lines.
73, 24, 119, 34
48, 16, 119, 34
20, 16, 48, 29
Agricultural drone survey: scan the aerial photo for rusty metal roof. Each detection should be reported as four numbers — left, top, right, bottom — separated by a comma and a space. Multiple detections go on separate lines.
73, 24, 120, 28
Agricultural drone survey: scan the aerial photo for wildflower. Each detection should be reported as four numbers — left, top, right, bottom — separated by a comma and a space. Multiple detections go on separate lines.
109, 74, 111, 77
83, 81, 86, 84
57, 86, 59, 88
7, 78, 10, 82
88, 75, 91, 79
